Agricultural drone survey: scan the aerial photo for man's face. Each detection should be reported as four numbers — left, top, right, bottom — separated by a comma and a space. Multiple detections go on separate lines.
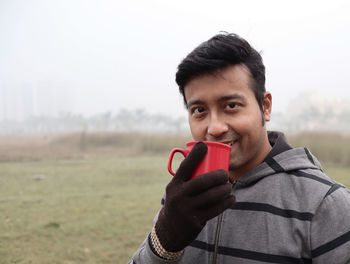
184, 65, 272, 179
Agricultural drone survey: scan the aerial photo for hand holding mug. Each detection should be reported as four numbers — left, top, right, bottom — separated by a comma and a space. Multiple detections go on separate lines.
154, 142, 236, 253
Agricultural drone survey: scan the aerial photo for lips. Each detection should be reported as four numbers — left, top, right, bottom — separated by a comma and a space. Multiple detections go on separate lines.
207, 134, 240, 147
229, 140, 239, 147
220, 139, 238, 147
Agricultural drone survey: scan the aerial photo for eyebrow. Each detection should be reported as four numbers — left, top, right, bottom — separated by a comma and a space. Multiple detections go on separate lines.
218, 94, 247, 103
187, 100, 205, 109
187, 94, 247, 109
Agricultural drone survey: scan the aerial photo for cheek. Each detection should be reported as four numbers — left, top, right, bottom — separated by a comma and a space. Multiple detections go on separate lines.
189, 120, 207, 140
231, 116, 262, 144
237, 110, 263, 130
228, 117, 251, 135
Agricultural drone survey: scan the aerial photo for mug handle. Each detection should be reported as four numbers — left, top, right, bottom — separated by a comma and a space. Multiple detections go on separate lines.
168, 148, 189, 176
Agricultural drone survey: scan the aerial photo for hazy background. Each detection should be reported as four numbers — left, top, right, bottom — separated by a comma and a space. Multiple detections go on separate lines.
1, 2, 350, 262
1, 0, 349, 133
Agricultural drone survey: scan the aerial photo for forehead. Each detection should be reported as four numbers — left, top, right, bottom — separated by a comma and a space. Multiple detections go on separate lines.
184, 64, 255, 104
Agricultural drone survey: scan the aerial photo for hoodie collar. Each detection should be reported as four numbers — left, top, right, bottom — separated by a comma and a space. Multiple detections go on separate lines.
236, 131, 322, 186
263, 131, 292, 162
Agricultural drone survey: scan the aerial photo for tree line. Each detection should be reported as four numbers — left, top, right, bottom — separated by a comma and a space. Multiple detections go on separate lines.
0, 109, 188, 134
1, 106, 350, 135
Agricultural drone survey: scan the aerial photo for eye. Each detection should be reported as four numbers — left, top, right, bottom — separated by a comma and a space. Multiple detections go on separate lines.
190, 106, 206, 117
193, 106, 205, 114
226, 102, 238, 109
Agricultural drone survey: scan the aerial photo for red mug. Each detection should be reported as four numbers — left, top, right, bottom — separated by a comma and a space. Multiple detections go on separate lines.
168, 141, 232, 179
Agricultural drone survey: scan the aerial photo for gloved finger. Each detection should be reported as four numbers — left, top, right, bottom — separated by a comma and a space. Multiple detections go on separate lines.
175, 142, 207, 182
183, 169, 229, 195
190, 182, 233, 209
198, 195, 236, 223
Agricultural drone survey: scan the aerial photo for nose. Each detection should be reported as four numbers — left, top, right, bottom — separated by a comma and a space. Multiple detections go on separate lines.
207, 115, 229, 139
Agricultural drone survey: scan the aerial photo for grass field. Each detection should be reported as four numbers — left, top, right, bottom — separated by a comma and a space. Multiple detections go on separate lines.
0, 132, 349, 263
0, 155, 173, 264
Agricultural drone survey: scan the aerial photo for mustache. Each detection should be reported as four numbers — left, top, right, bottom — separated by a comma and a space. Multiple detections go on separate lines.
206, 131, 240, 142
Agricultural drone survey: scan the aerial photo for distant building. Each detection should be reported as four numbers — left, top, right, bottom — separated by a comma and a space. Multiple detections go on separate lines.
0, 80, 74, 121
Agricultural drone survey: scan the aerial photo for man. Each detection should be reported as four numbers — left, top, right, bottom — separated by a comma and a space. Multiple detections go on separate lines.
129, 33, 350, 263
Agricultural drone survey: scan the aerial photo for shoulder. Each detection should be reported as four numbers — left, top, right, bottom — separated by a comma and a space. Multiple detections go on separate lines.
310, 183, 350, 261
259, 146, 348, 214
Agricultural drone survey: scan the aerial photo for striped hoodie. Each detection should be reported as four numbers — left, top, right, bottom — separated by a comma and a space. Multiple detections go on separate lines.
130, 131, 350, 263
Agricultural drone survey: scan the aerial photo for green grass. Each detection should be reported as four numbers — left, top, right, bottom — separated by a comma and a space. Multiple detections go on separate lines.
0, 155, 349, 263
0, 155, 173, 264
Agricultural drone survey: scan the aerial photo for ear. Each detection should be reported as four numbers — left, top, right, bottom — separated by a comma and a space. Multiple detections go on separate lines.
262, 92, 272, 122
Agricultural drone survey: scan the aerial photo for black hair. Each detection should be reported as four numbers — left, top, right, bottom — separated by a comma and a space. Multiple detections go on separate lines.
175, 32, 266, 113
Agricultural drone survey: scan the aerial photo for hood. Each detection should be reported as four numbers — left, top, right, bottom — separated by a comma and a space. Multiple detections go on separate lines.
236, 131, 323, 187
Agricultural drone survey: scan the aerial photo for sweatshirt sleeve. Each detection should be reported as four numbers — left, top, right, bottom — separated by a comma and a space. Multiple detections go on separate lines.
310, 185, 350, 263
128, 234, 183, 264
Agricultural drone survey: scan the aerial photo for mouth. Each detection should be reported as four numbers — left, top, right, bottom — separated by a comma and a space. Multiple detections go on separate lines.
221, 139, 238, 147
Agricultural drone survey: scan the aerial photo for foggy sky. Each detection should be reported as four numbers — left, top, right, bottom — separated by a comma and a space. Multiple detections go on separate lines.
1, 0, 349, 119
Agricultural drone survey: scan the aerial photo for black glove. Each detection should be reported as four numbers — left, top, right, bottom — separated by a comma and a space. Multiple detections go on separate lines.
155, 141, 236, 252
